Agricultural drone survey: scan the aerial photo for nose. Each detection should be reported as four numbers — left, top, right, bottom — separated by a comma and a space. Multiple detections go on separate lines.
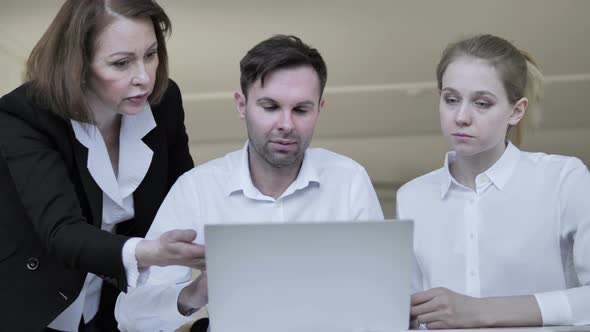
131, 62, 150, 86
277, 110, 294, 133
454, 102, 472, 126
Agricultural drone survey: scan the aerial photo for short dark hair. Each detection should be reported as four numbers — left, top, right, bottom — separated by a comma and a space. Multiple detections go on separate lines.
26, 0, 171, 123
239, 35, 328, 99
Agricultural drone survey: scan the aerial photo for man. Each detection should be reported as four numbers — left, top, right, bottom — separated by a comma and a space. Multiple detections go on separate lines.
115, 35, 384, 332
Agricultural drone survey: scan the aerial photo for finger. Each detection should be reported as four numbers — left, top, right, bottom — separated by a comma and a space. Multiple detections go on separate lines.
162, 229, 197, 243
416, 311, 442, 325
425, 321, 448, 330
411, 289, 437, 305
411, 298, 439, 317
171, 242, 205, 257
192, 259, 207, 270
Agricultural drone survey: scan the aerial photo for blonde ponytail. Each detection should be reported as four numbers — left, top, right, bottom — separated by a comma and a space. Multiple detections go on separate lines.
508, 51, 544, 146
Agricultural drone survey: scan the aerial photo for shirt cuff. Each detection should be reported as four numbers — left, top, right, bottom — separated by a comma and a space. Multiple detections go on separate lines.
122, 237, 143, 288
534, 290, 574, 325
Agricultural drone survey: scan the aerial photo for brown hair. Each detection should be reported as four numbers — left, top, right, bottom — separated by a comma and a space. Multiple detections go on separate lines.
240, 35, 328, 99
436, 34, 543, 145
25, 0, 171, 123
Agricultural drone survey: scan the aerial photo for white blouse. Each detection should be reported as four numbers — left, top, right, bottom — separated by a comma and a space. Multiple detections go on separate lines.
397, 142, 590, 326
48, 105, 155, 331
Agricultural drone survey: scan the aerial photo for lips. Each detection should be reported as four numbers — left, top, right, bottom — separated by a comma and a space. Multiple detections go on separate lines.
452, 133, 474, 138
271, 140, 295, 145
127, 93, 149, 104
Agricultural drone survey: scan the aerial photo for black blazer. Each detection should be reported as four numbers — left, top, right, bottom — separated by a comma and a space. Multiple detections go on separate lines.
0, 80, 194, 330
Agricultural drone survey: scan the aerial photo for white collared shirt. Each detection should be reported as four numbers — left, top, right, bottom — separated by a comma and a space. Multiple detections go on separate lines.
396, 142, 590, 326
115, 142, 384, 332
48, 106, 155, 331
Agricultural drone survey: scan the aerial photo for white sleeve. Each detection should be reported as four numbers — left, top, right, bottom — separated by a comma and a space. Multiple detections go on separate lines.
115, 173, 202, 332
534, 158, 590, 326
396, 189, 424, 294
349, 167, 384, 221
121, 237, 142, 288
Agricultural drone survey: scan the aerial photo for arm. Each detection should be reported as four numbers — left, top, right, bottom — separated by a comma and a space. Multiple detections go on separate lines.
411, 287, 541, 329
0, 109, 128, 281
350, 167, 384, 220
534, 158, 590, 326
396, 189, 425, 329
116, 172, 205, 332
407, 159, 590, 329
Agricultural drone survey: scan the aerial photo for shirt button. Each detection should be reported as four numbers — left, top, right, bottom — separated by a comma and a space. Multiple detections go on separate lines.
469, 270, 476, 277
26, 257, 40, 271
469, 233, 475, 239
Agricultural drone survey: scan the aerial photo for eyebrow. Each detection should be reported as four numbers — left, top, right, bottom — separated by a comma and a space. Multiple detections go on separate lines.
441, 87, 497, 99
107, 41, 158, 57
256, 98, 315, 107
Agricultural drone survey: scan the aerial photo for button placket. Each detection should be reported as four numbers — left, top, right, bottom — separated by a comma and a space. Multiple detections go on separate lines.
464, 193, 481, 296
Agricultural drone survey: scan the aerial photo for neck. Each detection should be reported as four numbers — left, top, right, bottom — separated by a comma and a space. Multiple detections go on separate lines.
450, 141, 507, 190
88, 97, 122, 177
248, 146, 303, 200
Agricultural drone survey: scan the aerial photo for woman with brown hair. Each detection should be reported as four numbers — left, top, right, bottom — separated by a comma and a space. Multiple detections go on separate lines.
0, 1, 203, 331
397, 34, 590, 329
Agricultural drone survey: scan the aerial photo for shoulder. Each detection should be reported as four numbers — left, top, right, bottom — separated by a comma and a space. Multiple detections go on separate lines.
518, 150, 587, 176
150, 78, 184, 122
397, 168, 444, 200
306, 147, 367, 174
0, 83, 68, 141
175, 150, 241, 185
0, 83, 50, 119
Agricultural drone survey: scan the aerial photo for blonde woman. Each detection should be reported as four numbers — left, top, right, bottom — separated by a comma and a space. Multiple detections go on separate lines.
397, 34, 589, 329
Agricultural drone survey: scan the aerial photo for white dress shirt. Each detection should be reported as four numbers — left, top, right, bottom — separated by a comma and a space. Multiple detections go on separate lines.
115, 143, 384, 332
48, 106, 155, 331
396, 142, 590, 326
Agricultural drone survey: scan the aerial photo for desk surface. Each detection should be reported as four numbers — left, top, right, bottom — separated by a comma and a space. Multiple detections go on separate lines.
428, 327, 589, 332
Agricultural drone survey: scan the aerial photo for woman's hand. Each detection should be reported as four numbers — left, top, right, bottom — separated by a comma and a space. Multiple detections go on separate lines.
135, 229, 206, 269
410, 287, 542, 329
411, 287, 487, 329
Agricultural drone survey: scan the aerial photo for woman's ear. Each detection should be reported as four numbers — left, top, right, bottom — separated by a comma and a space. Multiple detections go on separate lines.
509, 97, 528, 126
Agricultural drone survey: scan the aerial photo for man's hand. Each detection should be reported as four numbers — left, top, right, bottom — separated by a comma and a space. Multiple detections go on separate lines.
177, 271, 209, 316
135, 229, 206, 269
411, 287, 487, 329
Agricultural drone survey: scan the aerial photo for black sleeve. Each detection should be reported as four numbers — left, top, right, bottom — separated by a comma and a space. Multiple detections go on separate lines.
0, 109, 127, 282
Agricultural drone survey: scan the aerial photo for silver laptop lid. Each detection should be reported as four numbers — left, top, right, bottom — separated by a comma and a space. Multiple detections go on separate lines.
205, 220, 413, 332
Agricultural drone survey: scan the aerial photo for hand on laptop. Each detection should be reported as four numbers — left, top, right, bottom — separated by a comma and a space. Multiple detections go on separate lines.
135, 229, 206, 269
410, 287, 484, 329
177, 271, 209, 316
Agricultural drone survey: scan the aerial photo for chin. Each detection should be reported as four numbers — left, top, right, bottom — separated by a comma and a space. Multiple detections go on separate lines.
451, 145, 484, 157
119, 104, 147, 116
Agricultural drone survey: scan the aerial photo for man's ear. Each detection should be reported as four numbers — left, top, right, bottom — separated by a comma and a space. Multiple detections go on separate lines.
509, 97, 528, 126
234, 91, 247, 119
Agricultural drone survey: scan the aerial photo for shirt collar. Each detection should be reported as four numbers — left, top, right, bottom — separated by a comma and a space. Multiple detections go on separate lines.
71, 104, 156, 207
440, 141, 521, 198
226, 141, 320, 200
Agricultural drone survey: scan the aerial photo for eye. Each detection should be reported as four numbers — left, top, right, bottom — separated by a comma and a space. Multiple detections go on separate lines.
474, 99, 492, 109
262, 105, 278, 111
293, 108, 309, 114
443, 95, 460, 105
145, 50, 158, 60
113, 59, 130, 68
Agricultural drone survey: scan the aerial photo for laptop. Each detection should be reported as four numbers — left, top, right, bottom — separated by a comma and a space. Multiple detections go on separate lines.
204, 220, 414, 332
